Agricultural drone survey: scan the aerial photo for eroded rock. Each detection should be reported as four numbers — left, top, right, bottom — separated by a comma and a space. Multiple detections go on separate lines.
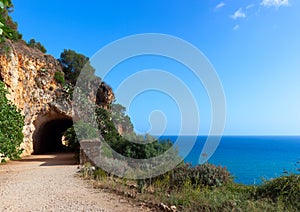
0, 40, 114, 155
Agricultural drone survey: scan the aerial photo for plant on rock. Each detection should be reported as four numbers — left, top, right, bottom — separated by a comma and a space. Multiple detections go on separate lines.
0, 0, 22, 42
26, 38, 47, 53
0, 81, 24, 162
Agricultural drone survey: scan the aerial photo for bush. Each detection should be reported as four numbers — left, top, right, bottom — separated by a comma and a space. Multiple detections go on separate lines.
26, 38, 47, 53
189, 163, 232, 187
0, 81, 24, 162
153, 162, 232, 191
54, 71, 65, 84
63, 121, 98, 151
256, 174, 300, 210
0, 0, 22, 42
167, 163, 190, 189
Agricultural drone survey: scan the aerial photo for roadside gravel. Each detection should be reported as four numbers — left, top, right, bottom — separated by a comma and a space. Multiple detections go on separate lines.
0, 153, 149, 212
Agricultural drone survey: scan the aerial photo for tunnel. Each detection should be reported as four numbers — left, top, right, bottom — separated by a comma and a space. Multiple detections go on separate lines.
33, 115, 73, 154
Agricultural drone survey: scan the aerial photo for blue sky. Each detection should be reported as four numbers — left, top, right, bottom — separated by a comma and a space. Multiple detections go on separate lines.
11, 0, 300, 135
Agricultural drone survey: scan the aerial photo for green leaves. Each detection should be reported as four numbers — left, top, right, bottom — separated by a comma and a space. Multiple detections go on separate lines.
54, 71, 65, 84
26, 38, 47, 53
59, 49, 96, 85
0, 20, 4, 36
0, 0, 12, 8
0, 81, 24, 162
0, 0, 22, 42
256, 174, 300, 210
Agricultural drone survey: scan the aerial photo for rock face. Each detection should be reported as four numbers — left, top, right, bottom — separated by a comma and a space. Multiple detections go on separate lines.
0, 41, 114, 155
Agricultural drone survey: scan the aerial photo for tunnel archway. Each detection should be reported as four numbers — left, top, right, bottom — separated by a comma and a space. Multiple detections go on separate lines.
33, 112, 73, 154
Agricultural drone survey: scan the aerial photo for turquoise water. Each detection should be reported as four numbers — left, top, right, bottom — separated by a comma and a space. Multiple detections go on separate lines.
160, 136, 300, 185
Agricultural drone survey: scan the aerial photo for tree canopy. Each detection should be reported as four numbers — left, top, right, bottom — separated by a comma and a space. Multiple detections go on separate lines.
59, 49, 96, 85
0, 0, 22, 42
27, 38, 47, 53
111, 103, 134, 134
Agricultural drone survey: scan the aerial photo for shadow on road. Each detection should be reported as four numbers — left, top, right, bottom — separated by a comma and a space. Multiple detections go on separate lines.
16, 153, 77, 166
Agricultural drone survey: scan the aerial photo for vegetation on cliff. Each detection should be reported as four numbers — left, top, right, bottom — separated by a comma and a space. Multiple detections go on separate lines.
56, 49, 167, 161
0, 0, 22, 42
0, 81, 24, 162
26, 38, 47, 53
59, 49, 96, 86
0, 0, 25, 158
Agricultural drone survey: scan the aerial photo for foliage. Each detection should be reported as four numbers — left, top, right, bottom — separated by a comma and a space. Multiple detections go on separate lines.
256, 174, 300, 210
189, 163, 232, 187
54, 71, 65, 84
63, 120, 98, 151
95, 106, 121, 144
0, 81, 24, 162
82, 164, 299, 212
152, 162, 232, 191
111, 104, 133, 134
62, 126, 77, 151
82, 162, 294, 212
26, 38, 47, 53
59, 49, 96, 85
0, 0, 22, 42
95, 106, 177, 160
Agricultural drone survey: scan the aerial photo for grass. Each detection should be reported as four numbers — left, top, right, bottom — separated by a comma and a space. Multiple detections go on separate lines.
80, 163, 300, 211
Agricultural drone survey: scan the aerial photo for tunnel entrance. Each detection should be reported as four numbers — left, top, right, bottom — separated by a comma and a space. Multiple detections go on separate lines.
33, 116, 73, 154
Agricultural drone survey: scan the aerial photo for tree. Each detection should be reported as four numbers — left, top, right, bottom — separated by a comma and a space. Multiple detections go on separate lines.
0, 0, 22, 42
27, 38, 47, 53
95, 106, 176, 160
111, 103, 134, 134
0, 81, 24, 162
59, 49, 96, 85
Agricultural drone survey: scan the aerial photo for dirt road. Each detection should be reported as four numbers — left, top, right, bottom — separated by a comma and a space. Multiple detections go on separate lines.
0, 153, 148, 212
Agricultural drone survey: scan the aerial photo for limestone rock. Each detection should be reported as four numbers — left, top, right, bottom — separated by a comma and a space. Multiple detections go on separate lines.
0, 40, 114, 155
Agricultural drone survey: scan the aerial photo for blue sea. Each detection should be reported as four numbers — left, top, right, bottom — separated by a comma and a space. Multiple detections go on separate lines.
160, 136, 300, 185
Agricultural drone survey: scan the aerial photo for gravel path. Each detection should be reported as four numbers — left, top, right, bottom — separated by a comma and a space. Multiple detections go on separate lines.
0, 153, 149, 212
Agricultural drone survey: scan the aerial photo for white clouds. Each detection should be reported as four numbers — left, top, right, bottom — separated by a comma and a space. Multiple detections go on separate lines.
215, 2, 225, 10
261, 0, 289, 7
233, 25, 240, 30
246, 4, 255, 10
224, 0, 290, 31
231, 8, 246, 20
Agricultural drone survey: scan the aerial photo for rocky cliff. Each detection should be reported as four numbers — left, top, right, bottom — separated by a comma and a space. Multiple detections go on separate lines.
0, 41, 114, 155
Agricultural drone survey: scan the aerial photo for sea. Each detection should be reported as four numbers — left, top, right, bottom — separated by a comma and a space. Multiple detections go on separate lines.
159, 136, 300, 185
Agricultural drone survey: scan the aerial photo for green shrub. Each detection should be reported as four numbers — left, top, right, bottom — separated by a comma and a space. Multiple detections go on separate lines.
0, 81, 24, 162
93, 168, 108, 180
167, 163, 190, 189
54, 71, 65, 84
256, 174, 300, 210
63, 121, 98, 151
189, 163, 232, 187
153, 162, 232, 191
26, 38, 47, 53
0, 0, 22, 42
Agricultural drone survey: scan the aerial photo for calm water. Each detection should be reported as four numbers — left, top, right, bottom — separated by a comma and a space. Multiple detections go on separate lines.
160, 136, 300, 185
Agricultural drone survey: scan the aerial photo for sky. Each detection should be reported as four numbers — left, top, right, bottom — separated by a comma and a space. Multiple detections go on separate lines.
10, 0, 300, 135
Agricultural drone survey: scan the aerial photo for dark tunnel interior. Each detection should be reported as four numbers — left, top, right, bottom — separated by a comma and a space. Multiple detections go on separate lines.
33, 119, 73, 154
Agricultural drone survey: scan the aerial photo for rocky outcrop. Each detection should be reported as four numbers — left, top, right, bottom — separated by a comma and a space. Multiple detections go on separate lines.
0, 40, 114, 155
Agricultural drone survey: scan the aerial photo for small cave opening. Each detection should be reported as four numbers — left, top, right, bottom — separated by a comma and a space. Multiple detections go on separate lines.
33, 118, 73, 154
